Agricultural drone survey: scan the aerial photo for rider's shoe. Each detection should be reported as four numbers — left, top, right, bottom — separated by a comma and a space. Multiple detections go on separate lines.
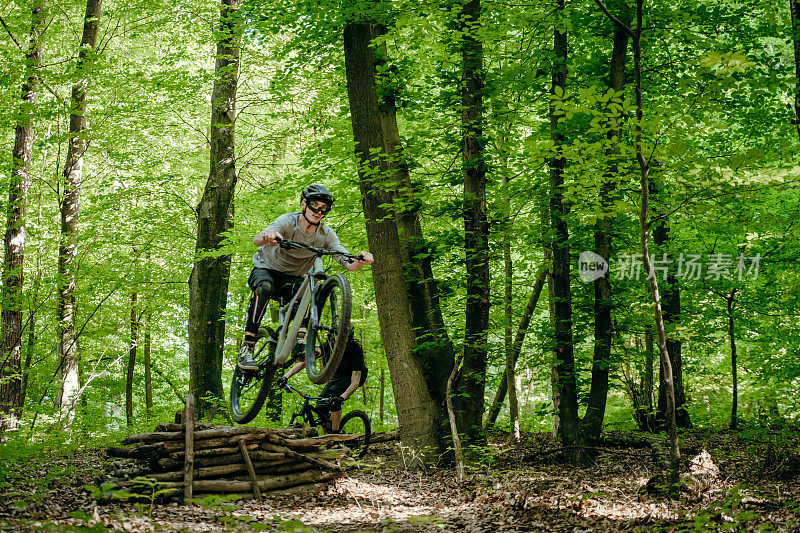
237, 344, 259, 371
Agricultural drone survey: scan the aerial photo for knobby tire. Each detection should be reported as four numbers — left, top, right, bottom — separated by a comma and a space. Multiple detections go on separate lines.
229, 328, 276, 424
340, 409, 371, 459
306, 274, 352, 384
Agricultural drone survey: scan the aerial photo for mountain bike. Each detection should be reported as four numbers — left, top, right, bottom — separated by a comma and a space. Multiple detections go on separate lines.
229, 238, 359, 424
282, 382, 371, 459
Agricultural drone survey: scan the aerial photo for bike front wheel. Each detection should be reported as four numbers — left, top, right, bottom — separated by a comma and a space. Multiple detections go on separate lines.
339, 409, 371, 459
230, 328, 276, 424
306, 274, 352, 384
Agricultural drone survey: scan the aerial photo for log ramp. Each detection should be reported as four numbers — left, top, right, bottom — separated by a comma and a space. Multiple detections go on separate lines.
104, 394, 361, 501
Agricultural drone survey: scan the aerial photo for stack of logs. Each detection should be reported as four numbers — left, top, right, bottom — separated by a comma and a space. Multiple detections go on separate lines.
105, 395, 358, 500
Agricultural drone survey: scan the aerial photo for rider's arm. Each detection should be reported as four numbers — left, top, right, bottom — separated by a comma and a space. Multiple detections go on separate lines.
340, 371, 362, 400
283, 360, 305, 380
254, 229, 283, 247
344, 252, 373, 271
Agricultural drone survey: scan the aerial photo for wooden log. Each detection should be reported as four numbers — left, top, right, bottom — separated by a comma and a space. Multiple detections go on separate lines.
183, 393, 195, 502
163, 433, 267, 453
106, 444, 162, 459
155, 422, 214, 433
194, 469, 342, 493
262, 442, 343, 471
239, 440, 261, 499
158, 450, 285, 471
169, 443, 258, 460
148, 457, 314, 482
275, 433, 366, 448
124, 425, 317, 445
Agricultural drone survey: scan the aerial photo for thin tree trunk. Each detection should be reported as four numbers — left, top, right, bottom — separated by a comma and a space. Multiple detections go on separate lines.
791, 0, 800, 142
0, 0, 47, 435
652, 182, 691, 429
126, 292, 138, 427
56, 0, 102, 427
484, 266, 547, 429
595, 0, 680, 493
644, 325, 654, 428
188, 0, 243, 420
501, 171, 519, 442
549, 0, 580, 462
629, 0, 680, 494
144, 313, 152, 420
581, 10, 631, 451
727, 292, 738, 430
456, 0, 489, 444
343, 19, 440, 461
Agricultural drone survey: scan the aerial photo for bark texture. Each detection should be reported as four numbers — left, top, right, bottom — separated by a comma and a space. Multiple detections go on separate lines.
457, 0, 490, 443
188, 0, 243, 419
343, 20, 441, 460
0, 0, 47, 434
580, 9, 631, 458
56, 0, 102, 425
549, 0, 581, 462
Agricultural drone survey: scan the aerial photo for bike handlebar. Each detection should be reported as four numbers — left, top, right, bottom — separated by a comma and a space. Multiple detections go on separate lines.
277, 237, 364, 263
282, 381, 329, 403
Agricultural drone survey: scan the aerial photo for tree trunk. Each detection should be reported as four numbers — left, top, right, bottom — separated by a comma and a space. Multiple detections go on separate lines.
144, 313, 152, 420
502, 171, 519, 442
343, 20, 441, 461
56, 0, 102, 426
791, 0, 800, 142
653, 214, 691, 428
581, 11, 631, 453
727, 293, 738, 430
370, 23, 455, 417
188, 0, 243, 420
456, 0, 490, 444
594, 0, 679, 491
484, 266, 547, 430
549, 0, 581, 463
126, 292, 138, 427
629, 0, 681, 494
0, 0, 47, 435
644, 326, 654, 417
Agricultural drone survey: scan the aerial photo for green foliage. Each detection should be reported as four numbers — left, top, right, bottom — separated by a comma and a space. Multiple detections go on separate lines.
0, 0, 794, 445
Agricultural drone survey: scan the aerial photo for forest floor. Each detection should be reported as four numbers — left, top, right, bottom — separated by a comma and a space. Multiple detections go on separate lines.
0, 426, 798, 532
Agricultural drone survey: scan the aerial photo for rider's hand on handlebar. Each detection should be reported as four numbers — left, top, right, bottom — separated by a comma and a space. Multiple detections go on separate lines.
255, 230, 282, 246
356, 251, 373, 265
329, 395, 344, 410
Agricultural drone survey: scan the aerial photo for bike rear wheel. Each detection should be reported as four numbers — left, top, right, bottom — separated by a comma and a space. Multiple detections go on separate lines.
230, 328, 276, 424
339, 409, 371, 459
306, 274, 352, 384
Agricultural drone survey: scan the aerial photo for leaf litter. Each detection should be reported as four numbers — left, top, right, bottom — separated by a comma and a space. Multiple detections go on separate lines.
0, 427, 798, 532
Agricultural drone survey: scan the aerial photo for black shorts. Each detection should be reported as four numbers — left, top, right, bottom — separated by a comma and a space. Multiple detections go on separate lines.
248, 268, 303, 303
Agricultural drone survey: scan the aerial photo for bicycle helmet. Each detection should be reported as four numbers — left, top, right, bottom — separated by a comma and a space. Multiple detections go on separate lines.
301, 184, 335, 210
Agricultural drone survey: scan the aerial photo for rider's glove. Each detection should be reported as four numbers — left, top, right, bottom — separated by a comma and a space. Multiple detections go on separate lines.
276, 376, 288, 389
329, 395, 344, 410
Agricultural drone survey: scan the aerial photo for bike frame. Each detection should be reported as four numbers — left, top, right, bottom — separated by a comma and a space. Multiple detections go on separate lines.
285, 383, 330, 428
271, 257, 324, 366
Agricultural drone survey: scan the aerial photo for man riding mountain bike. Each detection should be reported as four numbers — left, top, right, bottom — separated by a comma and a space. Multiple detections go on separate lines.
238, 184, 373, 371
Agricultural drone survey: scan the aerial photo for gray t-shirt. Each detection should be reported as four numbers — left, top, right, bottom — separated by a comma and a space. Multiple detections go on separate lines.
252, 212, 352, 275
